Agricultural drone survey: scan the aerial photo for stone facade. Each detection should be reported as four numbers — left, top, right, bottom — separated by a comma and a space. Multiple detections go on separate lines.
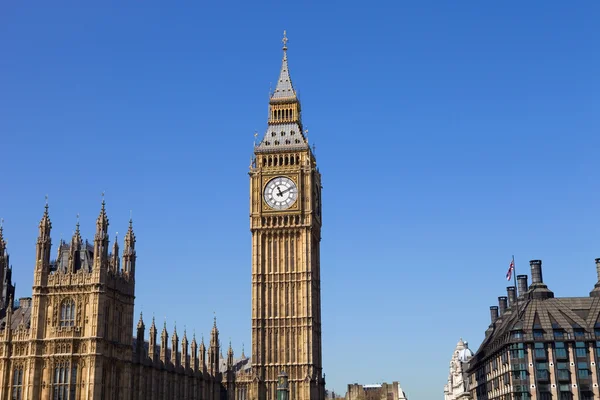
467, 259, 600, 400
345, 382, 408, 400
444, 339, 474, 400
0, 203, 236, 400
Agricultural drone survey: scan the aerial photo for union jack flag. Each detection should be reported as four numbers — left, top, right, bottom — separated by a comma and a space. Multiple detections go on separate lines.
506, 260, 515, 281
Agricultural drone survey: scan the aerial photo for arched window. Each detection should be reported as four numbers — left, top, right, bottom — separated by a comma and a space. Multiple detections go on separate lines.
53, 360, 77, 400
60, 299, 75, 327
12, 367, 23, 400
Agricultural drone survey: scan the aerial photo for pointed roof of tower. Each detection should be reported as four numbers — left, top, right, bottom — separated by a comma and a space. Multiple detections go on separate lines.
212, 315, 219, 337
271, 30, 296, 100
96, 198, 109, 232
137, 312, 145, 330
256, 31, 309, 153
39, 198, 52, 236
150, 316, 156, 329
0, 218, 6, 255
161, 320, 168, 339
125, 217, 136, 247
112, 233, 119, 254
71, 215, 82, 247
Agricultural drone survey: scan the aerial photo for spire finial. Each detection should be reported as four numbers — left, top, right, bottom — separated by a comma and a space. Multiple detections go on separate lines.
45, 194, 48, 207
282, 30, 288, 51
101, 190, 105, 205
76, 213, 80, 231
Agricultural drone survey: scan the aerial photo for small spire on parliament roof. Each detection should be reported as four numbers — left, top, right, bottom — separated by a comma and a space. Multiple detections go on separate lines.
96, 192, 109, 232
137, 312, 144, 329
39, 196, 52, 235
0, 218, 5, 252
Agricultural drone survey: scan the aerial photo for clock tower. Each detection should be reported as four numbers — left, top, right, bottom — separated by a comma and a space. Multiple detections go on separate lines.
248, 32, 325, 400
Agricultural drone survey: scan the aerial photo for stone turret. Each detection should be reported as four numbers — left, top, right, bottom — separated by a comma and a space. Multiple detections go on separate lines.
149, 317, 158, 364
172, 324, 179, 366
160, 321, 169, 364
93, 200, 109, 271
136, 313, 145, 362
182, 330, 189, 369
191, 333, 198, 371
122, 218, 136, 278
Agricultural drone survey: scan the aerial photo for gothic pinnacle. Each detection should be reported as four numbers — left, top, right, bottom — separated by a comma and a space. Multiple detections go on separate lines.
0, 218, 5, 254
125, 216, 136, 247
96, 193, 109, 232
137, 312, 144, 329
72, 214, 82, 245
39, 196, 52, 235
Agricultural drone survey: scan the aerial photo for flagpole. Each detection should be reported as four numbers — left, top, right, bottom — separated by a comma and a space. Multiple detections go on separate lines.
512, 255, 519, 320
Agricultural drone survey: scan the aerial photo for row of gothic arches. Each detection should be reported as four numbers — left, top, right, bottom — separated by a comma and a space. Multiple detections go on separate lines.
262, 154, 300, 167
272, 108, 294, 121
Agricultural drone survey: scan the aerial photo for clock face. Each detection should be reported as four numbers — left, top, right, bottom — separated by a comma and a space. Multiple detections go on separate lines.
264, 176, 298, 210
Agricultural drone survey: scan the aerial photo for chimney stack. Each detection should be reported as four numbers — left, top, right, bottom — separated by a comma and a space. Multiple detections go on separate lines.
589, 258, 600, 297
530, 260, 543, 284
490, 306, 499, 324
498, 296, 508, 316
517, 275, 528, 299
507, 287, 517, 308
529, 259, 554, 299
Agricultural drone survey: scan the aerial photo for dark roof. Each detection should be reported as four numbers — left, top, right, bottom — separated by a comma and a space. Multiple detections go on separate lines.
469, 291, 600, 369
0, 301, 32, 331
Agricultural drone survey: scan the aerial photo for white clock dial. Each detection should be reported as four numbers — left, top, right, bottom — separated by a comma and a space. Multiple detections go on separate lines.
264, 176, 298, 210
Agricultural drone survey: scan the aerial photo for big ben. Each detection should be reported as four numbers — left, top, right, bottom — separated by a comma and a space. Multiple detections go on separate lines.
248, 32, 325, 400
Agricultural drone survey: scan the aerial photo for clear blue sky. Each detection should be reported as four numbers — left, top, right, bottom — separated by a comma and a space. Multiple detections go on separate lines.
1, 2, 599, 398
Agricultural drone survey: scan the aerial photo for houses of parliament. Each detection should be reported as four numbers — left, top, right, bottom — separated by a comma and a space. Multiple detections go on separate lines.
0, 33, 325, 400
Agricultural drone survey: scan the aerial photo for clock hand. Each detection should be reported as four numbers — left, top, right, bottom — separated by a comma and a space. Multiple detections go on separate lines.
280, 186, 295, 195
276, 186, 284, 197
